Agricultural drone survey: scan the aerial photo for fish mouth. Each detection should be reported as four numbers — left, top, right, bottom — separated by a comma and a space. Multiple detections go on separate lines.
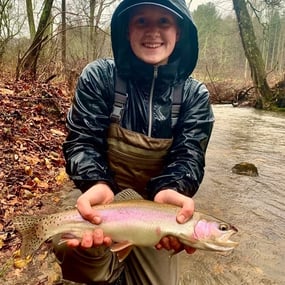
230, 224, 238, 233
204, 240, 239, 251
206, 229, 239, 251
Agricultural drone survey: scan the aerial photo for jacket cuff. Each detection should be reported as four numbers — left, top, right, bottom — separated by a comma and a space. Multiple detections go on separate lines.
73, 179, 116, 193
148, 180, 199, 200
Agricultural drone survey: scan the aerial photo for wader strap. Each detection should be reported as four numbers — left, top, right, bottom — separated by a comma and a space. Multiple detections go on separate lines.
111, 72, 183, 127
171, 84, 183, 126
111, 73, 128, 123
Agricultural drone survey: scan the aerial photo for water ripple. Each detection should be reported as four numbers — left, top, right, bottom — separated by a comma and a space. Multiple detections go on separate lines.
180, 105, 285, 285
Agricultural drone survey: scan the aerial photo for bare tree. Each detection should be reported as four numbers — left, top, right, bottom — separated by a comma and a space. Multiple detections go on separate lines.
61, 0, 66, 68
233, 0, 274, 108
16, 0, 54, 81
26, 0, 35, 39
75, 0, 117, 60
0, 0, 24, 63
89, 0, 95, 60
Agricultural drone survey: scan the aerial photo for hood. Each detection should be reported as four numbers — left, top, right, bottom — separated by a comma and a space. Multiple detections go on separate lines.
111, 0, 198, 83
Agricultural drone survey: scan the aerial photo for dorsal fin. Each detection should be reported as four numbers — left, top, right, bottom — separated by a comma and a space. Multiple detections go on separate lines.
114, 189, 143, 202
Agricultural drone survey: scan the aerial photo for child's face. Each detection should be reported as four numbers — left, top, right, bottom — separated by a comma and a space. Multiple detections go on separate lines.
128, 5, 180, 66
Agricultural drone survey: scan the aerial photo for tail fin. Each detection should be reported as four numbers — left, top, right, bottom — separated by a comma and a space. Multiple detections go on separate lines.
13, 215, 45, 257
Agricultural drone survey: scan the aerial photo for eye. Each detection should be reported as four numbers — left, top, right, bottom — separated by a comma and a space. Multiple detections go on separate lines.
134, 17, 147, 27
219, 223, 229, 231
159, 17, 169, 24
158, 17, 172, 27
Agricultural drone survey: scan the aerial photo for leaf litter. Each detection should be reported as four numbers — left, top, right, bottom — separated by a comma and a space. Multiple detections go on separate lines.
0, 79, 83, 284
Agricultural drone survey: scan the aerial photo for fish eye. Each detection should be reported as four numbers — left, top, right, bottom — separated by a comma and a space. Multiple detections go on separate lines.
219, 223, 229, 231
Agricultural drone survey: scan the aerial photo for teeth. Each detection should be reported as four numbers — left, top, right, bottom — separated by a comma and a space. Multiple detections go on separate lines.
144, 43, 161, 48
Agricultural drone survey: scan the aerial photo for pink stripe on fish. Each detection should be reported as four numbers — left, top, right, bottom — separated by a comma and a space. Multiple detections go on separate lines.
100, 207, 175, 223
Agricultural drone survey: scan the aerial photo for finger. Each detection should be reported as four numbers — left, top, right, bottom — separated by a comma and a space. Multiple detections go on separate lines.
168, 236, 182, 252
66, 239, 80, 248
93, 228, 104, 246
103, 236, 113, 247
177, 198, 195, 224
159, 236, 171, 250
155, 243, 163, 250
76, 196, 101, 224
80, 231, 94, 248
185, 246, 196, 254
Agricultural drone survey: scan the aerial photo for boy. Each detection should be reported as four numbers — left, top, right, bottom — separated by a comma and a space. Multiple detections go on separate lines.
54, 0, 214, 284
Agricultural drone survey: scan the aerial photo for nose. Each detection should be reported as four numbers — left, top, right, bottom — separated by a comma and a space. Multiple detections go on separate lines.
145, 22, 160, 36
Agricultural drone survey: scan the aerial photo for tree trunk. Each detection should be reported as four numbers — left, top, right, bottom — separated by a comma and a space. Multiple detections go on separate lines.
26, 0, 36, 39
232, 0, 273, 108
61, 0, 66, 70
17, 0, 54, 81
89, 0, 96, 61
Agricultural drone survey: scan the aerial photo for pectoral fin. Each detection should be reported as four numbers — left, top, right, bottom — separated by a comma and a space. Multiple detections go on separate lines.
110, 241, 134, 262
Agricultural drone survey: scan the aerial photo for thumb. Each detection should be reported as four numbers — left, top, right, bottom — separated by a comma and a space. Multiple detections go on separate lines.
76, 197, 102, 224
176, 200, 194, 224
177, 212, 188, 224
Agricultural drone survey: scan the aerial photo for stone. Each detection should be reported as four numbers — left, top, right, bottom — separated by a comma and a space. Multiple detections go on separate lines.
232, 162, 258, 177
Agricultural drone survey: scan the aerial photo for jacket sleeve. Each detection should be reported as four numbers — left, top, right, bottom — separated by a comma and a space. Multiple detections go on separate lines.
147, 78, 214, 199
63, 59, 116, 192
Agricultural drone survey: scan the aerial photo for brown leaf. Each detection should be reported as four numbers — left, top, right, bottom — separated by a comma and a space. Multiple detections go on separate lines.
50, 128, 65, 136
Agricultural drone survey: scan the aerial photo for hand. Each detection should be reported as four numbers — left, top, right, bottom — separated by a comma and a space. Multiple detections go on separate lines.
154, 189, 196, 254
66, 182, 114, 248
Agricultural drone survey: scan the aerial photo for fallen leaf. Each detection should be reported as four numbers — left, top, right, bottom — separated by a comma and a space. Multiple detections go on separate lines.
24, 165, 33, 176
44, 157, 52, 169
13, 255, 32, 269
33, 178, 49, 189
50, 128, 65, 136
33, 177, 41, 184
55, 169, 68, 185
23, 189, 34, 199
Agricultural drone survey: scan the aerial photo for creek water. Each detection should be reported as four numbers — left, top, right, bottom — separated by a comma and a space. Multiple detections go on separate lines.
179, 105, 285, 285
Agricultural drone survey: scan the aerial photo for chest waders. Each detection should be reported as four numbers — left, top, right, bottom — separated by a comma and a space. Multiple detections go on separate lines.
108, 73, 183, 198
53, 74, 184, 285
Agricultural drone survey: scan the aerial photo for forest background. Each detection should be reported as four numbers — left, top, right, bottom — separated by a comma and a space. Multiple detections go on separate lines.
0, 0, 285, 107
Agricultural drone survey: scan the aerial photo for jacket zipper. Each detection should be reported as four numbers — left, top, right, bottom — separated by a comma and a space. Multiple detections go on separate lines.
147, 66, 158, 137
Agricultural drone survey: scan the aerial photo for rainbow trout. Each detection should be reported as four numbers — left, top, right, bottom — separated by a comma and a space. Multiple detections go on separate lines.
13, 190, 238, 261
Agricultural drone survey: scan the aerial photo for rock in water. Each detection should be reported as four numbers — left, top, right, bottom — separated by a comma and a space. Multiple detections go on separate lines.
232, 162, 258, 177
